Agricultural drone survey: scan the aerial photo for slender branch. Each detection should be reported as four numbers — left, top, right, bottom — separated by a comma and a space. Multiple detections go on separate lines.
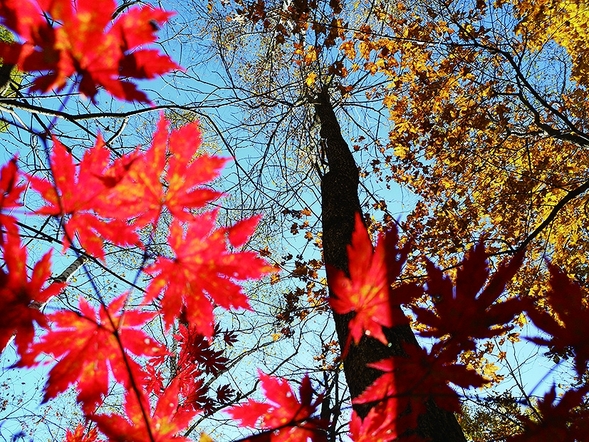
15, 221, 145, 292
493, 178, 589, 257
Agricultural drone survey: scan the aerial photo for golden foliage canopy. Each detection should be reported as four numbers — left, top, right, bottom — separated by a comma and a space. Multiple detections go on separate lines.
320, 0, 589, 307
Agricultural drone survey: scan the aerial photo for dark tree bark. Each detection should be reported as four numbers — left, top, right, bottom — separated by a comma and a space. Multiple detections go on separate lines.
314, 88, 467, 442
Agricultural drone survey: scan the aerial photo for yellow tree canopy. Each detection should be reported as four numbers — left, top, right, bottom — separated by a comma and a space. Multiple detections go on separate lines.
324, 0, 589, 306
216, 0, 589, 377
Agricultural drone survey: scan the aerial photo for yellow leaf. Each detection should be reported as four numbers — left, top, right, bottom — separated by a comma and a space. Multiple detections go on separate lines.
482, 361, 499, 379
304, 46, 318, 64
383, 93, 397, 108
514, 312, 527, 327
200, 433, 214, 442
394, 144, 409, 159
340, 40, 356, 59
305, 72, 317, 87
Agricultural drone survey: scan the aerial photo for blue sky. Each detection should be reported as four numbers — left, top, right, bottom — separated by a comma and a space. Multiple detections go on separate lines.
0, 0, 581, 440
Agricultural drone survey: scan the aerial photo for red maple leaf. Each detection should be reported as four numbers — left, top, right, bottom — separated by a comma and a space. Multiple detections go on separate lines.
216, 384, 236, 404
183, 377, 215, 414
413, 243, 524, 358
64, 424, 99, 442
145, 212, 274, 337
28, 135, 140, 260
0, 232, 64, 357
354, 344, 487, 418
142, 356, 166, 397
103, 117, 227, 226
21, 294, 167, 412
328, 213, 417, 354
223, 329, 239, 346
0, 0, 180, 102
349, 405, 421, 442
0, 158, 24, 242
526, 263, 589, 376
91, 379, 197, 441
175, 324, 228, 376
227, 372, 327, 442
162, 324, 231, 412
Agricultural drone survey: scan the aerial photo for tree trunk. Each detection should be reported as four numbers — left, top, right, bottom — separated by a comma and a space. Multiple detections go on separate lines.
314, 88, 467, 442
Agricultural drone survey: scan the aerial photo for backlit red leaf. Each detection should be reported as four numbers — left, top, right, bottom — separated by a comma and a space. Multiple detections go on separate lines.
22, 294, 166, 412
328, 213, 415, 353
91, 379, 197, 441
64, 424, 98, 442
228, 215, 262, 248
0, 233, 63, 357
227, 372, 327, 442
28, 136, 140, 259
145, 211, 274, 337
103, 117, 226, 226
0, 0, 180, 102
349, 405, 411, 442
0, 158, 24, 242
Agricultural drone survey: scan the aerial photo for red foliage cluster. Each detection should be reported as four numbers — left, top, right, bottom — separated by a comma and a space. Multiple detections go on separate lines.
0, 0, 180, 102
0, 1, 588, 441
146, 324, 237, 415
228, 372, 327, 441
328, 214, 589, 440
